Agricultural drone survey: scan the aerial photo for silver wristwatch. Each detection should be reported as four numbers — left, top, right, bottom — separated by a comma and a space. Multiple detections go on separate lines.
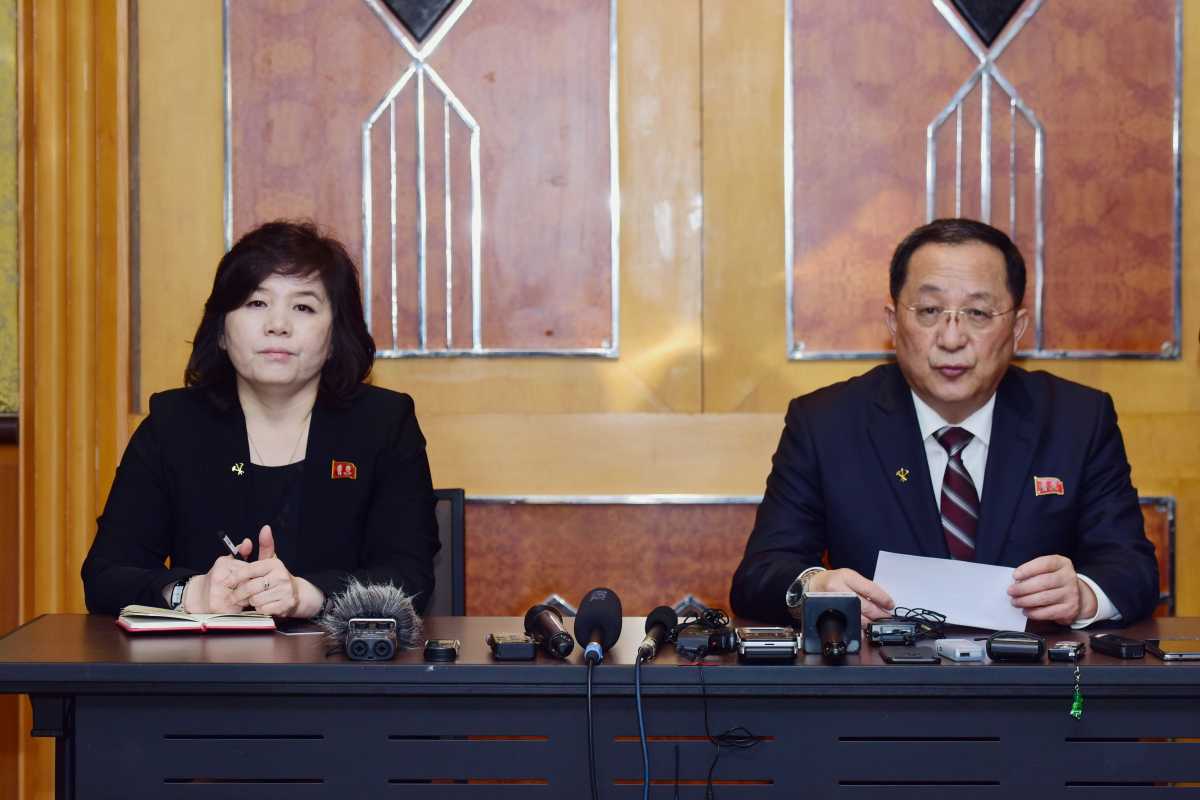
785, 566, 825, 611
169, 579, 188, 611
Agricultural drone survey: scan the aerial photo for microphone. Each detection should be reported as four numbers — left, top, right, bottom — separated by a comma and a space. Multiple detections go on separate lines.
574, 587, 623, 665
817, 609, 849, 658
637, 605, 678, 661
523, 603, 575, 659
316, 578, 423, 660
799, 591, 861, 659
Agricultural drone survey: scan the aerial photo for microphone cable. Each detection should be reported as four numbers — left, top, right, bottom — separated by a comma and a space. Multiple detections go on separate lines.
635, 653, 650, 800
669, 607, 731, 642
587, 659, 600, 800
892, 606, 947, 640
673, 744, 681, 800
696, 661, 761, 800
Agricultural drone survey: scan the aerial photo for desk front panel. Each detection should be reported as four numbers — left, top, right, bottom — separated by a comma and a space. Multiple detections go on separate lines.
68, 691, 1200, 798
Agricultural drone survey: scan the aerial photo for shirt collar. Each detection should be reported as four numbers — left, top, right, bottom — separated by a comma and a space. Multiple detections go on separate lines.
911, 390, 996, 448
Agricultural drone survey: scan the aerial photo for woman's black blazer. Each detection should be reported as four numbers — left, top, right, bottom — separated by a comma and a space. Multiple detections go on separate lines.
81, 385, 440, 616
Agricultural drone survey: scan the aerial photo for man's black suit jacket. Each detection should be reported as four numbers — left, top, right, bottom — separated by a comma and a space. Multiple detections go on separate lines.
82, 385, 440, 616
731, 364, 1159, 625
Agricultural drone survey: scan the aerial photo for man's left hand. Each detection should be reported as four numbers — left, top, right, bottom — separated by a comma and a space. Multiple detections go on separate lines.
1009, 555, 1098, 626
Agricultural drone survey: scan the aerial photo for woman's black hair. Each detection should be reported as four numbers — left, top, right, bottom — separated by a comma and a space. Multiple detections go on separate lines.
184, 220, 376, 409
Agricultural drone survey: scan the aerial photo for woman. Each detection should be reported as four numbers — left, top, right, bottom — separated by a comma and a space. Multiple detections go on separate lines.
82, 221, 439, 618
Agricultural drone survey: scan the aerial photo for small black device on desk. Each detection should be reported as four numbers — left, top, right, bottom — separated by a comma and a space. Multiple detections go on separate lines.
866, 608, 946, 646
674, 623, 738, 660
1089, 633, 1144, 659
346, 618, 399, 661
1048, 640, 1086, 662
1145, 639, 1200, 661
880, 645, 940, 664
868, 619, 919, 646
423, 638, 461, 662
486, 633, 538, 661
985, 631, 1046, 662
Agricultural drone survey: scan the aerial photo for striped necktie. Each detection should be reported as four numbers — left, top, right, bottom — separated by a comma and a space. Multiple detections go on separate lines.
935, 426, 979, 560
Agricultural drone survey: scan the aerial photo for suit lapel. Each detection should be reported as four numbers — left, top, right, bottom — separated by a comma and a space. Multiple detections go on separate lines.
867, 366, 946, 558
214, 401, 253, 549
975, 368, 1037, 565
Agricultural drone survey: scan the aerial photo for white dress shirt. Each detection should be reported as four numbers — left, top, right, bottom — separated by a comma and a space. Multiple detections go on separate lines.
911, 391, 1118, 628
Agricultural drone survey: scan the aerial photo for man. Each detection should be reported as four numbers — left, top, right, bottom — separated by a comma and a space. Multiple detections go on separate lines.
731, 218, 1158, 628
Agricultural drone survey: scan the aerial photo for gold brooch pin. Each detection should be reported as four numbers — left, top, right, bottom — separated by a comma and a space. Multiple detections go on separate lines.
896, 467, 910, 483
231, 462, 245, 476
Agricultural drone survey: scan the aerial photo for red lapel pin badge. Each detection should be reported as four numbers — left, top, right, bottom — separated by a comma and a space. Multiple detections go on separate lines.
331, 460, 358, 480
1034, 476, 1064, 496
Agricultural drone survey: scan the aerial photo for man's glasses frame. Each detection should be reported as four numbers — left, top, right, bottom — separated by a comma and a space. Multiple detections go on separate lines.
900, 303, 1016, 331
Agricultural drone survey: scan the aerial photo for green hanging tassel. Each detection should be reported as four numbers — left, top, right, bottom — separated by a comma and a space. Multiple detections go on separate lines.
1069, 689, 1083, 720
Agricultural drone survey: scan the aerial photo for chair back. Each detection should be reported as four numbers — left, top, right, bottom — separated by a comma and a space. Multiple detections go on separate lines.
426, 488, 465, 616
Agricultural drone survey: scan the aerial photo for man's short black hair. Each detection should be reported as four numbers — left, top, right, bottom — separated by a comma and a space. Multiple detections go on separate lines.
889, 218, 1026, 308
185, 220, 376, 409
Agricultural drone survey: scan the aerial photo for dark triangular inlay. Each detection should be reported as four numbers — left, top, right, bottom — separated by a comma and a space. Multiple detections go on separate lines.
383, 0, 456, 43
951, 0, 1025, 47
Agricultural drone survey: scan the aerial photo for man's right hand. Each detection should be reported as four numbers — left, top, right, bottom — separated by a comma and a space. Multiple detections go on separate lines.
183, 538, 253, 613
807, 568, 894, 627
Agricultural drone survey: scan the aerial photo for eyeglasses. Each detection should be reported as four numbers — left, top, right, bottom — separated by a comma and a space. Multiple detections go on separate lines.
901, 303, 1015, 331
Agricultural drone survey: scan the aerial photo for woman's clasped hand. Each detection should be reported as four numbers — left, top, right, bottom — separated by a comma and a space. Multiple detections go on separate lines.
184, 525, 324, 618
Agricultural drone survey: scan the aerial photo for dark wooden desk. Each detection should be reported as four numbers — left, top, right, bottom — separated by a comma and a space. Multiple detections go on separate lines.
2, 615, 1200, 798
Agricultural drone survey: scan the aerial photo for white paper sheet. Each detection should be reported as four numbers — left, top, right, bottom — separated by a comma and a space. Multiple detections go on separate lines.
873, 551, 1027, 631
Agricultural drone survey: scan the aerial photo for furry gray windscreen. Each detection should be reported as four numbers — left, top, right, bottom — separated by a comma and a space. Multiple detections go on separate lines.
317, 578, 424, 649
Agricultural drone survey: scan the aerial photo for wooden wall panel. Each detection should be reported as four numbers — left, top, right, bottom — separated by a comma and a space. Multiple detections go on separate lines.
790, 0, 974, 354
229, 0, 615, 353
464, 502, 756, 617
136, 0, 225, 414
139, 0, 1200, 627
13, 2, 130, 797
789, 0, 1178, 357
1000, 1, 1177, 353
0, 443, 16, 800
0, 0, 15, 415
426, 0, 613, 351
464, 499, 1176, 620
228, 0, 406, 338
141, 0, 704, 412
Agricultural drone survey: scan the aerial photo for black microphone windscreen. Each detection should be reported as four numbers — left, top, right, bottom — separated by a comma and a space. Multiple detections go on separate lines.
574, 587, 623, 651
317, 578, 424, 649
523, 604, 560, 634
645, 605, 678, 633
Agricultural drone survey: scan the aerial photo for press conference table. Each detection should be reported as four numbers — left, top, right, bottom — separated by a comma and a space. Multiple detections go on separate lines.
1, 615, 1200, 799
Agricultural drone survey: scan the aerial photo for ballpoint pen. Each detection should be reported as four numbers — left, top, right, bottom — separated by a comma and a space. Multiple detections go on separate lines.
219, 531, 246, 561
